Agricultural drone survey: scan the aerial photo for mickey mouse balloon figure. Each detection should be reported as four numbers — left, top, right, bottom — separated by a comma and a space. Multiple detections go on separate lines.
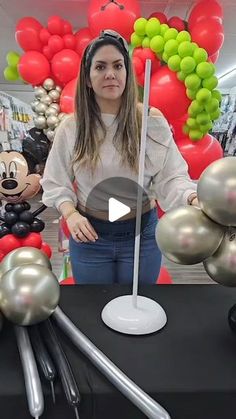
0, 151, 51, 261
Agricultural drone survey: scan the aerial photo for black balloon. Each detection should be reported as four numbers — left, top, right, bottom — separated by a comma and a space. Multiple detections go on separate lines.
30, 218, 45, 233
11, 221, 30, 238
0, 223, 10, 238
19, 210, 34, 224
24, 202, 31, 210
13, 203, 26, 214
5, 211, 19, 226
5, 203, 14, 212
228, 304, 236, 334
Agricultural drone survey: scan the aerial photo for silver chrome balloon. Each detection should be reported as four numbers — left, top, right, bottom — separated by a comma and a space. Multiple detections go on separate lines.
0, 264, 60, 325
43, 78, 55, 91
35, 102, 48, 115
55, 85, 62, 93
45, 106, 58, 118
15, 326, 44, 417
155, 206, 225, 264
46, 130, 55, 142
0, 247, 51, 277
48, 89, 60, 102
34, 86, 47, 99
50, 103, 60, 113
34, 115, 47, 129
47, 115, 59, 129
198, 156, 236, 226
40, 95, 53, 106
203, 228, 236, 286
58, 112, 66, 121
53, 307, 171, 419
30, 100, 40, 112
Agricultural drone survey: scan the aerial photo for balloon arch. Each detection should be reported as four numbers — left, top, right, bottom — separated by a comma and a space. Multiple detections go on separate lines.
3, 0, 224, 180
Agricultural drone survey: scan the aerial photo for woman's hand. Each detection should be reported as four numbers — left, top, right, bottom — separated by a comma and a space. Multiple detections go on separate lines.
191, 197, 200, 208
66, 211, 98, 243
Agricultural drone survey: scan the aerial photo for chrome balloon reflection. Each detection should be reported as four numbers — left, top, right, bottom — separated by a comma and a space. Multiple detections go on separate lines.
0, 247, 52, 279
155, 206, 224, 264
203, 228, 236, 286
198, 156, 236, 227
0, 264, 60, 325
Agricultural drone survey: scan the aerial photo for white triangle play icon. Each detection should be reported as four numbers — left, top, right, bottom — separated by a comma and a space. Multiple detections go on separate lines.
108, 198, 131, 222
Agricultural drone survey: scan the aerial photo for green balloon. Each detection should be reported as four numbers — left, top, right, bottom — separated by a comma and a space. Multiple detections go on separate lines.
196, 88, 212, 103
196, 112, 211, 125
193, 48, 208, 64
128, 44, 134, 58
202, 75, 218, 90
210, 109, 221, 120
178, 41, 195, 58
142, 37, 150, 48
176, 31, 191, 44
160, 23, 169, 36
6, 51, 20, 68
168, 55, 181, 71
150, 35, 165, 53
185, 73, 201, 90
196, 62, 214, 79
187, 117, 198, 128
205, 98, 219, 113
180, 57, 196, 74
177, 71, 187, 81
131, 32, 143, 47
211, 90, 222, 102
134, 18, 147, 36
146, 18, 161, 38
188, 100, 204, 115
162, 51, 169, 63
186, 89, 198, 100
199, 122, 212, 134
4, 66, 19, 81
189, 129, 204, 141
164, 39, 179, 56
164, 28, 178, 41
183, 124, 190, 134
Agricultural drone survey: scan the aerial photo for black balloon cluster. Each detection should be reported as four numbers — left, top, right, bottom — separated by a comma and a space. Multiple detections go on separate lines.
0, 201, 45, 238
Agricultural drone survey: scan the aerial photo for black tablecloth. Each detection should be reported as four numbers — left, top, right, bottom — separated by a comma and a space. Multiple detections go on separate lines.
1, 284, 236, 419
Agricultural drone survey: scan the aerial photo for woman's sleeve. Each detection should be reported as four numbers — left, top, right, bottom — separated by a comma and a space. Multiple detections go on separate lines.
40, 116, 78, 210
148, 116, 197, 212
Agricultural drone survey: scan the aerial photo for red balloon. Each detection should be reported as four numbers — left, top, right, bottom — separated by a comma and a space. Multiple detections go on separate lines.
60, 276, 75, 285
188, 0, 223, 31
148, 12, 167, 24
208, 50, 220, 64
60, 77, 77, 113
150, 67, 191, 122
43, 46, 53, 61
170, 114, 189, 142
75, 27, 93, 56
176, 134, 223, 180
168, 17, 185, 32
20, 232, 42, 249
63, 34, 76, 50
51, 49, 80, 85
156, 202, 165, 219
18, 51, 50, 85
156, 266, 173, 284
47, 15, 64, 35
62, 20, 73, 35
48, 35, 64, 54
16, 17, 42, 32
0, 251, 5, 262
190, 18, 224, 56
39, 28, 51, 45
0, 234, 21, 255
88, 0, 141, 41
136, 72, 144, 86
132, 56, 144, 75
41, 242, 52, 258
16, 28, 43, 52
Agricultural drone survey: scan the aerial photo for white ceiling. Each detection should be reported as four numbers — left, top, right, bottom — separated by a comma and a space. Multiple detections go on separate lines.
0, 0, 236, 93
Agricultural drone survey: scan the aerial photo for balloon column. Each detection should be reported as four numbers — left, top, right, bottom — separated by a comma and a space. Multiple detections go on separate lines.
156, 156, 236, 287
131, 0, 224, 142
0, 151, 51, 261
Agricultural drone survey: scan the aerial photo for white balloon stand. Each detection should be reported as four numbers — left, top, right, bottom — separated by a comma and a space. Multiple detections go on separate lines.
102, 60, 167, 335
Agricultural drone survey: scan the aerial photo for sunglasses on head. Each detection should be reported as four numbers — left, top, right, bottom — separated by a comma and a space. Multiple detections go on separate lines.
99, 30, 129, 53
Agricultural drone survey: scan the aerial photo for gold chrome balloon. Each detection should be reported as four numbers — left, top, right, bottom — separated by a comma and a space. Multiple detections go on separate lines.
0, 264, 60, 325
155, 206, 225, 264
203, 228, 236, 286
198, 156, 236, 226
0, 247, 51, 279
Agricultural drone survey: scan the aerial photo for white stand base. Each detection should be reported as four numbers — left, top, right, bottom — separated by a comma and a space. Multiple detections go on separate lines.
101, 295, 167, 335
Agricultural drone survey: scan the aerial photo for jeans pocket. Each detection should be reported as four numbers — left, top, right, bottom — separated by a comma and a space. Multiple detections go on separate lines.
141, 220, 157, 239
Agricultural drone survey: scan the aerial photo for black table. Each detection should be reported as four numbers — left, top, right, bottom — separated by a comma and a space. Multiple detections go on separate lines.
1, 284, 236, 419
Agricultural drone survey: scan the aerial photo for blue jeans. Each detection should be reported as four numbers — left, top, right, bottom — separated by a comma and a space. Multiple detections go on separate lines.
69, 208, 162, 284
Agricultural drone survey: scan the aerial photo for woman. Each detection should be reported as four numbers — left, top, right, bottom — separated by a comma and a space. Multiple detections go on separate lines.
41, 29, 198, 284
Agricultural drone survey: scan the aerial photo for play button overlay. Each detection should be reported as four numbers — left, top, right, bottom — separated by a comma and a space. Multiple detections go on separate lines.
84, 177, 154, 239
109, 198, 131, 222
